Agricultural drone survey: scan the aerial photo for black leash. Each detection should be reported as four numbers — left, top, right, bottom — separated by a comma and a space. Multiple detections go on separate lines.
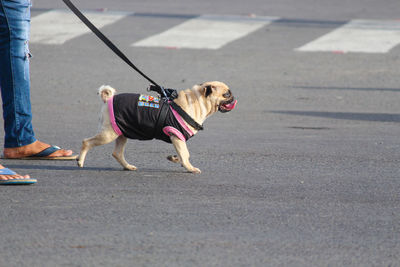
62, 0, 162, 91
62, 0, 203, 131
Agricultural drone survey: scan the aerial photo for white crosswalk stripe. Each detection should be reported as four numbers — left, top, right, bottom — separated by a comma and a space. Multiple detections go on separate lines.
29, 9, 400, 54
132, 15, 279, 49
296, 19, 400, 53
30, 9, 129, 45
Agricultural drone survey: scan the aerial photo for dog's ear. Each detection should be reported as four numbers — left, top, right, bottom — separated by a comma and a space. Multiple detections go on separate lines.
205, 85, 213, 97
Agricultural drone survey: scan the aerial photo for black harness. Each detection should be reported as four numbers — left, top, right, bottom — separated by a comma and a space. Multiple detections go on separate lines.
149, 85, 204, 136
62, 0, 204, 135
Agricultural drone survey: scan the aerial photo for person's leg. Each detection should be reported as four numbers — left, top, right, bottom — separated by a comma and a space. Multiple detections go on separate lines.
0, 0, 35, 148
0, 0, 74, 159
0, 0, 33, 183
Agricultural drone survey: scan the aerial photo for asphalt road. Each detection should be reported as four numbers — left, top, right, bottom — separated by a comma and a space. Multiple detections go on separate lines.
0, 0, 399, 266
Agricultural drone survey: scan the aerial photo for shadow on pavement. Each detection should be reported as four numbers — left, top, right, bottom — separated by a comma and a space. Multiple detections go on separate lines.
270, 110, 400, 123
293, 86, 400, 93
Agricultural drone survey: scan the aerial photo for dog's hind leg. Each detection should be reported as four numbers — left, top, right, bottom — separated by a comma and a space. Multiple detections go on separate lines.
112, 136, 137, 171
78, 131, 118, 168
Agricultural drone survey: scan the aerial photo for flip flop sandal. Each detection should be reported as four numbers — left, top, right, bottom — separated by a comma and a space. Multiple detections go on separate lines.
0, 168, 36, 185
2, 146, 78, 160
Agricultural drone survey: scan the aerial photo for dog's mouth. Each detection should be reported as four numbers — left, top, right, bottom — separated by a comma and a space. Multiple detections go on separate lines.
218, 98, 237, 113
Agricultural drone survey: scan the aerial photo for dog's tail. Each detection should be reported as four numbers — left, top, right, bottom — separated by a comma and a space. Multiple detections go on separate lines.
98, 85, 116, 103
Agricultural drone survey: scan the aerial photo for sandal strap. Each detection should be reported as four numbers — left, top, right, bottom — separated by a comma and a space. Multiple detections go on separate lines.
0, 168, 17, 175
32, 146, 61, 158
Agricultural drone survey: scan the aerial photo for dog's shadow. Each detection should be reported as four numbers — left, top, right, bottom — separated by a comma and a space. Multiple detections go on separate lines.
4, 164, 186, 174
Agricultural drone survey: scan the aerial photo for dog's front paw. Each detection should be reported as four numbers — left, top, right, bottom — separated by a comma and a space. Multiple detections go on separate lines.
124, 164, 137, 171
190, 167, 201, 174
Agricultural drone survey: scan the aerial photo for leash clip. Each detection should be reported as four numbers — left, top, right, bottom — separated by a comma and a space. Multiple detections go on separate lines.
148, 85, 178, 100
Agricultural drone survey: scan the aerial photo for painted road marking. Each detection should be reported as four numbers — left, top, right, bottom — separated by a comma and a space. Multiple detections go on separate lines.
30, 10, 129, 45
132, 14, 279, 49
296, 19, 400, 53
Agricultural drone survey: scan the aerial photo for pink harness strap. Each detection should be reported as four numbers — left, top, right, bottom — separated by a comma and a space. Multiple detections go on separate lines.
163, 126, 186, 142
107, 97, 123, 136
169, 106, 194, 137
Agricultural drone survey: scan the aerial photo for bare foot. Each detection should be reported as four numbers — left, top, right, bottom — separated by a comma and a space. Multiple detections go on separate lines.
3, 140, 74, 159
0, 164, 30, 181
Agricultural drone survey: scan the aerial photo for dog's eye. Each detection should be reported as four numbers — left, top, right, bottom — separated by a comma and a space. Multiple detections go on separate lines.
223, 91, 231, 98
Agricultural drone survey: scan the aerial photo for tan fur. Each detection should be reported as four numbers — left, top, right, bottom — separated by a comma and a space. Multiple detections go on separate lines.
77, 81, 234, 173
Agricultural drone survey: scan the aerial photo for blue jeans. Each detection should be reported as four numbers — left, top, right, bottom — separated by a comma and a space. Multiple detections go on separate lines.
0, 0, 36, 148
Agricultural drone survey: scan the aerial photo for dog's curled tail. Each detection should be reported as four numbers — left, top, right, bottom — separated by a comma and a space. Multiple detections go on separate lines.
98, 85, 116, 103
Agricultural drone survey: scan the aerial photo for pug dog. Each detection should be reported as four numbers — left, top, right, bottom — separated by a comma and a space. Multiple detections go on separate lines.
77, 81, 237, 173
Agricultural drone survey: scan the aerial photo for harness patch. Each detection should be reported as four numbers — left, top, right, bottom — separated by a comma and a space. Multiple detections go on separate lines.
138, 94, 160, 108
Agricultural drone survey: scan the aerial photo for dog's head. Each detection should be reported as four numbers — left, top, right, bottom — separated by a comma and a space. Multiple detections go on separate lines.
200, 81, 237, 113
